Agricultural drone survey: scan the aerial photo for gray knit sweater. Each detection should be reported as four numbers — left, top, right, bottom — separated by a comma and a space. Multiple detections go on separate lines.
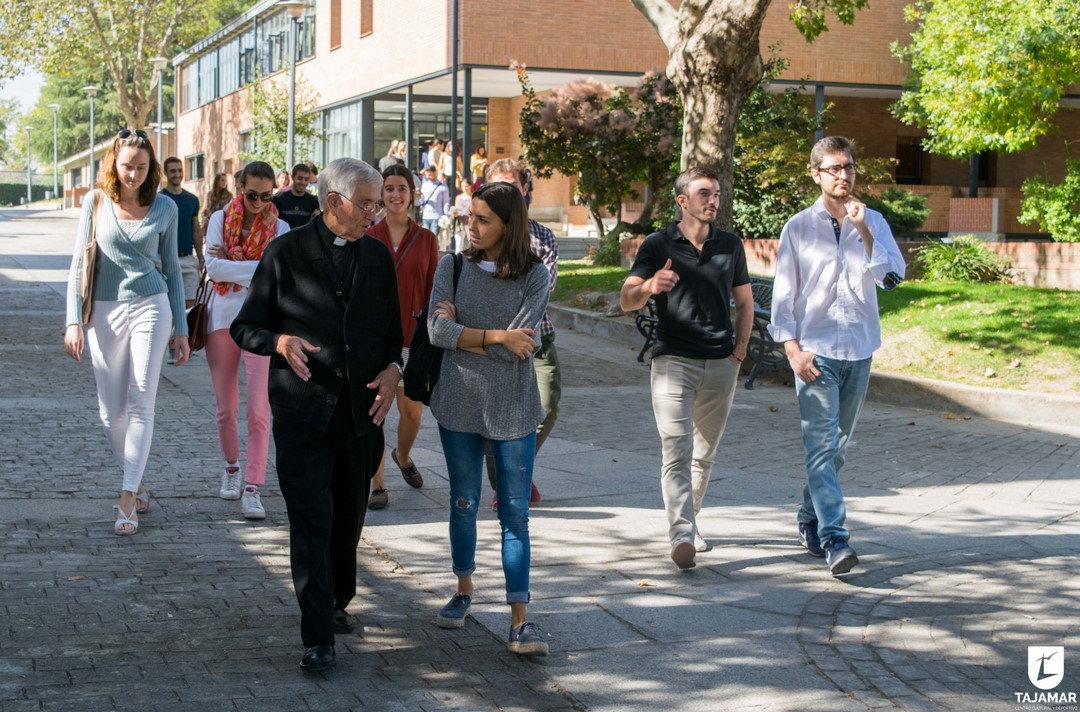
65, 191, 186, 335
428, 256, 550, 440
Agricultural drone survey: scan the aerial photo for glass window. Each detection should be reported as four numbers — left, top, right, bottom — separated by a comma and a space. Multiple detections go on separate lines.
219, 38, 240, 96
298, 15, 316, 60
323, 102, 362, 164
181, 62, 198, 112
187, 154, 205, 180
198, 52, 218, 105
240, 29, 257, 85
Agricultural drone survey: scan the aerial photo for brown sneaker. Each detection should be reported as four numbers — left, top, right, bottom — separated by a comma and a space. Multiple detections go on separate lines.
368, 487, 389, 510
391, 448, 424, 488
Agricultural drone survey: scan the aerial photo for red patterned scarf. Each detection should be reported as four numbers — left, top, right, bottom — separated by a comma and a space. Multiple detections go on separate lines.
213, 194, 279, 295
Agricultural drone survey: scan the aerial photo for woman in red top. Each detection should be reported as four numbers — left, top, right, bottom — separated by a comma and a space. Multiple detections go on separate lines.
366, 163, 440, 509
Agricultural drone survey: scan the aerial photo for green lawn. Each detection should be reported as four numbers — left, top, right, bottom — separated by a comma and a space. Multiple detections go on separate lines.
553, 260, 1080, 393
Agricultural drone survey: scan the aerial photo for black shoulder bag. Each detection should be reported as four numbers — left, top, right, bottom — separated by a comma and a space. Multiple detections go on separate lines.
403, 253, 463, 405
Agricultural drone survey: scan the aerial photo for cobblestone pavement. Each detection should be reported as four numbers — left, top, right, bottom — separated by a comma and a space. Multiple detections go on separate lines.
2, 208, 1079, 711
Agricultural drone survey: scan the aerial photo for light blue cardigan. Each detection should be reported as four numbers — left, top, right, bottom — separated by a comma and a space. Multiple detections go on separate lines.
65, 190, 187, 336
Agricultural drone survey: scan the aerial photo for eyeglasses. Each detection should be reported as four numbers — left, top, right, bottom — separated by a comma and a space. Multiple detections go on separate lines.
817, 163, 857, 177
117, 129, 149, 140
244, 191, 275, 203
330, 191, 385, 217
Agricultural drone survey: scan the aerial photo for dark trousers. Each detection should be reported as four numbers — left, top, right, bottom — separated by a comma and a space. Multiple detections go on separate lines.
273, 395, 382, 647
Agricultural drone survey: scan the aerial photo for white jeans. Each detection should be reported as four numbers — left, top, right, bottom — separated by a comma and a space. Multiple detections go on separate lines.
87, 294, 172, 493
650, 355, 740, 546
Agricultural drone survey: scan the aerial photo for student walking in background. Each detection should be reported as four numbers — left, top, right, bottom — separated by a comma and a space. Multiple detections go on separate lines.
203, 161, 291, 520
63, 129, 189, 536
365, 164, 439, 510
427, 182, 551, 657
201, 173, 232, 236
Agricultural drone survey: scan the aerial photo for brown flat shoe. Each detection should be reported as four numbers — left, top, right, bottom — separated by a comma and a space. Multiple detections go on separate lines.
391, 448, 424, 488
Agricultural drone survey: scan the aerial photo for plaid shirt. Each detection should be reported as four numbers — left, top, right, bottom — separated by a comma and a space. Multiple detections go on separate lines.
528, 218, 558, 336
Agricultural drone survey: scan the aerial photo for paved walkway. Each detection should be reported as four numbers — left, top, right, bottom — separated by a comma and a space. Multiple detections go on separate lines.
2, 207, 1078, 711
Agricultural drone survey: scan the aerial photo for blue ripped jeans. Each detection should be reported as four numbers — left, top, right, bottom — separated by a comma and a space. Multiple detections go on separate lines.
439, 425, 535, 604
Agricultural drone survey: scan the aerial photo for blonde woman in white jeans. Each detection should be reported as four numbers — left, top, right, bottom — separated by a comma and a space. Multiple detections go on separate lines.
64, 129, 189, 536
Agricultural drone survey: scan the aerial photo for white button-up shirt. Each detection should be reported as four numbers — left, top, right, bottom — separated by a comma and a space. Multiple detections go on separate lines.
769, 197, 906, 361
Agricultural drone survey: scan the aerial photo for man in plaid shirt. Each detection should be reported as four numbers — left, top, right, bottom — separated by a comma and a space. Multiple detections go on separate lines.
484, 158, 561, 506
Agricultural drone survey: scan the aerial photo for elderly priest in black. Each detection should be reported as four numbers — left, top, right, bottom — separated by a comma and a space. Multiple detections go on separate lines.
232, 158, 403, 672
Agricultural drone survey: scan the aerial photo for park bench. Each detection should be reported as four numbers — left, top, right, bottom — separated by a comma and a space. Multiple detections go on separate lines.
632, 275, 790, 389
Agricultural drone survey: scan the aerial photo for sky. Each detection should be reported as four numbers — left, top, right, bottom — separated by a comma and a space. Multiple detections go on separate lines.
1, 69, 44, 114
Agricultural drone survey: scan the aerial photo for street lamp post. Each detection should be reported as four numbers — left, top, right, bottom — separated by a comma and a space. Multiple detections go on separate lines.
25, 127, 32, 207
278, 0, 307, 171
48, 104, 60, 205
150, 57, 169, 158
83, 85, 99, 191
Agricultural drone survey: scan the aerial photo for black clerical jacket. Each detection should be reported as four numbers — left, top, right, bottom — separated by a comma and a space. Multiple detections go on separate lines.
231, 216, 403, 436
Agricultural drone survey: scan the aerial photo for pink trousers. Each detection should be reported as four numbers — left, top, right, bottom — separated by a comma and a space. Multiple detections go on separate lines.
205, 328, 270, 485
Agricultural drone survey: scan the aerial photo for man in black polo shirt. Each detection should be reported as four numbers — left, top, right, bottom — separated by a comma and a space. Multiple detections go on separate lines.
272, 163, 321, 230
620, 166, 754, 570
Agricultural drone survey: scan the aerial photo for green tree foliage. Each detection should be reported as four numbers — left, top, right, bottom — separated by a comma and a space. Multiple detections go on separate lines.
630, 0, 871, 230
893, 0, 1080, 158
1019, 153, 1080, 242
21, 71, 126, 166
0, 0, 257, 129
0, 97, 20, 167
730, 53, 826, 239
241, 77, 322, 172
915, 235, 1011, 282
861, 187, 932, 235
516, 68, 681, 265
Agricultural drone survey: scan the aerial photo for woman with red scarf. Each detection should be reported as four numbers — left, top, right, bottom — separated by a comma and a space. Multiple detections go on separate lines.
204, 161, 290, 520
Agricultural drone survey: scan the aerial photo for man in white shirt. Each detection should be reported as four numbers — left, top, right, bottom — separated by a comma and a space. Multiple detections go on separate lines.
769, 136, 906, 576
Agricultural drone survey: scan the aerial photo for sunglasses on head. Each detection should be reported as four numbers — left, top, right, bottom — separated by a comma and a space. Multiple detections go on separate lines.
117, 128, 149, 140
244, 191, 275, 203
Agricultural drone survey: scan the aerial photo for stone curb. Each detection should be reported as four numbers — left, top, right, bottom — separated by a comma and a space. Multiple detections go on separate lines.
549, 302, 1080, 433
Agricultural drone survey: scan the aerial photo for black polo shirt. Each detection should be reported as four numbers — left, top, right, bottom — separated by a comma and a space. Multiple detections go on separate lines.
628, 222, 750, 359
272, 190, 320, 230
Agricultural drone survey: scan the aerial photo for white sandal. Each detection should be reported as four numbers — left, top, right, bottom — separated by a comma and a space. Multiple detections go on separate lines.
135, 486, 150, 514
114, 503, 139, 536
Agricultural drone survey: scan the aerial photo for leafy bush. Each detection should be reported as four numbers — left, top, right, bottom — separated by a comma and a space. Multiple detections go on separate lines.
914, 235, 1011, 282
1019, 156, 1080, 242
862, 187, 932, 234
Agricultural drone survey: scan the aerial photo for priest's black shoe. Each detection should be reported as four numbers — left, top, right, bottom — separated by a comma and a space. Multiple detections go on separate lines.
299, 645, 335, 671
333, 609, 356, 633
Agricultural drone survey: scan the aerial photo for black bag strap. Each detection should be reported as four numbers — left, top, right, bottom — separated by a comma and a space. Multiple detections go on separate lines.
452, 252, 462, 292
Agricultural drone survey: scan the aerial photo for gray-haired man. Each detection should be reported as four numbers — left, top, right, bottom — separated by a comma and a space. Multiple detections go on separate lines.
232, 158, 404, 671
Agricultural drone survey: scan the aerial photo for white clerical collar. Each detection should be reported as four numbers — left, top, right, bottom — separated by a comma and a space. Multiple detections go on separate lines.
332, 236, 348, 247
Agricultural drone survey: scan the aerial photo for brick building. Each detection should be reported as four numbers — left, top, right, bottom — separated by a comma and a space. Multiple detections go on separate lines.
171, 0, 1078, 237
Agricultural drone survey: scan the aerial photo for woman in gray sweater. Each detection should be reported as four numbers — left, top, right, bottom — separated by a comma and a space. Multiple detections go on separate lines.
64, 130, 188, 535
428, 182, 551, 656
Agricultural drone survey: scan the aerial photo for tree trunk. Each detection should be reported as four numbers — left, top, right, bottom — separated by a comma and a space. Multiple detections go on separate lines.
632, 0, 772, 231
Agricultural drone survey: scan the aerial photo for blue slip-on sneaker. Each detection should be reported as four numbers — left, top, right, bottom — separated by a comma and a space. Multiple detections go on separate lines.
436, 593, 471, 629
508, 621, 549, 656
825, 540, 859, 575
798, 520, 825, 558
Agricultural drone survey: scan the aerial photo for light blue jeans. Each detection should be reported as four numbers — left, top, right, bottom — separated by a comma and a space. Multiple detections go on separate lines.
795, 355, 872, 548
439, 425, 535, 604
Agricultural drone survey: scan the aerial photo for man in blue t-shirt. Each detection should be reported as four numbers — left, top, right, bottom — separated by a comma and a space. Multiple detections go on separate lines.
160, 157, 203, 307
620, 166, 754, 571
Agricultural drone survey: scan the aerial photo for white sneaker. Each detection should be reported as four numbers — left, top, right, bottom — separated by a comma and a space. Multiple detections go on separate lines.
241, 485, 265, 520
219, 466, 242, 500
694, 531, 708, 552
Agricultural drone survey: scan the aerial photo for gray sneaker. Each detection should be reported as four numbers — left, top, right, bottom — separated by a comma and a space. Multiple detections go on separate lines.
694, 530, 708, 552
508, 621, 549, 656
436, 593, 471, 629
